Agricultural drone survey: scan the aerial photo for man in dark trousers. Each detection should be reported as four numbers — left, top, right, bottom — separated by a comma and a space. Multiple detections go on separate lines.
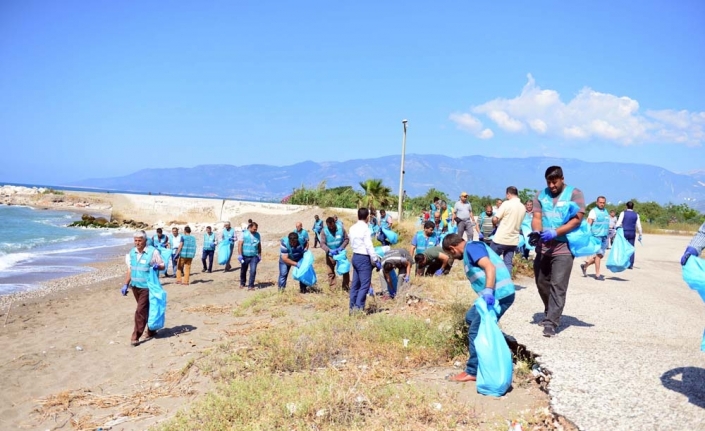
616, 201, 643, 269
320, 216, 351, 291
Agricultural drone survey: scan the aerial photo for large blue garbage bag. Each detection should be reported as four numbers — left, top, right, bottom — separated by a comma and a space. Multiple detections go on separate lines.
474, 297, 513, 396
147, 269, 167, 331
293, 251, 317, 287
606, 230, 634, 273
157, 246, 171, 276
521, 219, 534, 251
333, 252, 350, 275
682, 256, 705, 351
556, 202, 601, 257
217, 241, 231, 265
374, 246, 388, 258
381, 227, 399, 245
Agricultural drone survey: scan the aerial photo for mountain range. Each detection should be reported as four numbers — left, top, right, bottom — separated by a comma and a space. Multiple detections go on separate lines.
70, 155, 705, 211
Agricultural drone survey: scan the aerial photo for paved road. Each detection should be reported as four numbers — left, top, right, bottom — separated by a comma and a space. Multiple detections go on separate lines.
502, 233, 705, 430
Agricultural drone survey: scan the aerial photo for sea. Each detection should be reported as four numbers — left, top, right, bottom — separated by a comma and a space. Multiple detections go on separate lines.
0, 205, 130, 296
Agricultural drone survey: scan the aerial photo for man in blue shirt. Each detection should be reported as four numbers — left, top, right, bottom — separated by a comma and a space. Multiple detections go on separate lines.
279, 232, 307, 293
441, 233, 515, 382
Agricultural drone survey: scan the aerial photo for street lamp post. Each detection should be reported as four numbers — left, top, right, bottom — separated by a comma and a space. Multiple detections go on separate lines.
398, 119, 408, 222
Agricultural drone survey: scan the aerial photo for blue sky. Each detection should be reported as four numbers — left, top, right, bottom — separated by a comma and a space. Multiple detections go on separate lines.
1, 0, 703, 184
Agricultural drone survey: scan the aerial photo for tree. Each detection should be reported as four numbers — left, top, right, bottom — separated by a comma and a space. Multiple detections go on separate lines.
358, 179, 392, 210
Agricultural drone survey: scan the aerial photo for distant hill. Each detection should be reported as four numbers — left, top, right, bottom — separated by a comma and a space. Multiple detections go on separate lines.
70, 155, 705, 211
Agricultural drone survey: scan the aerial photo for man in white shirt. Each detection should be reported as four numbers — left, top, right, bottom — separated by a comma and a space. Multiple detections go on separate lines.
348, 208, 381, 314
490, 186, 525, 274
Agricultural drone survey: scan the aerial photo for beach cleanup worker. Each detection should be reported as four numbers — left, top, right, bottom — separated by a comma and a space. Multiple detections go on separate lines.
222, 221, 237, 272
123, 231, 164, 347
410, 221, 440, 257
278, 232, 308, 293
615, 201, 643, 269
414, 246, 453, 276
333, 214, 343, 230
608, 209, 618, 247
432, 211, 448, 237
176, 226, 197, 285
238, 222, 261, 290
442, 233, 515, 382
168, 227, 182, 278
152, 228, 169, 248
680, 221, 705, 265
490, 186, 526, 275
294, 222, 310, 251
376, 209, 393, 245
580, 196, 610, 280
320, 216, 351, 291
530, 165, 586, 337
349, 207, 381, 314
202, 226, 216, 273
476, 205, 495, 244
380, 248, 412, 299
517, 200, 534, 259
453, 192, 475, 241
312, 215, 323, 248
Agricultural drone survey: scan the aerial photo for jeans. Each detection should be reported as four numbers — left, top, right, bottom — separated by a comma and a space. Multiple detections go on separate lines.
225, 243, 235, 270
350, 253, 373, 311
465, 294, 514, 376
457, 219, 475, 241
201, 249, 214, 272
313, 232, 321, 248
278, 259, 307, 293
490, 242, 517, 274
240, 255, 259, 288
170, 252, 180, 276
534, 250, 574, 328
624, 234, 636, 268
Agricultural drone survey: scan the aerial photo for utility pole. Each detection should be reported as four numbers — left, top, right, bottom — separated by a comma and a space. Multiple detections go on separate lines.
397, 119, 408, 222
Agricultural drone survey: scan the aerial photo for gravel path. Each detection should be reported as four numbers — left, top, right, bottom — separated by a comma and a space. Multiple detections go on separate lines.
502, 233, 705, 430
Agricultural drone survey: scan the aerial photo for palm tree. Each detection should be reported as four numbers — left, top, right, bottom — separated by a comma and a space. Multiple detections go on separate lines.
358, 178, 392, 210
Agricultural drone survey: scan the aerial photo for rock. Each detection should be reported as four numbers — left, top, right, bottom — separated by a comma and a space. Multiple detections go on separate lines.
75, 346, 83, 351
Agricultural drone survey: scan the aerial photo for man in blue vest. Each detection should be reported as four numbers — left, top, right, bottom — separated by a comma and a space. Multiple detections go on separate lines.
320, 216, 350, 291
312, 215, 323, 248
202, 225, 217, 273
615, 201, 643, 269
376, 209, 394, 246
222, 221, 237, 272
176, 226, 197, 285
530, 165, 586, 337
294, 222, 309, 251
580, 196, 610, 280
441, 233, 515, 382
238, 222, 262, 290
279, 232, 308, 293
122, 231, 165, 346
411, 221, 439, 257
680, 221, 705, 265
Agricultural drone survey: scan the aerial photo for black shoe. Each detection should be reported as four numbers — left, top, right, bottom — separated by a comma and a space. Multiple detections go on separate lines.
543, 325, 556, 337
203, 268, 207, 272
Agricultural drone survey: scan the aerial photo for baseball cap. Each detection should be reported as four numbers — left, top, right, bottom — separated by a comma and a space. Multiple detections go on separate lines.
460, 192, 468, 197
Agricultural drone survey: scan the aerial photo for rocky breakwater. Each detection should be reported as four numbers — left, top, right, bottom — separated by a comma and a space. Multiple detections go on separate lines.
0, 185, 111, 210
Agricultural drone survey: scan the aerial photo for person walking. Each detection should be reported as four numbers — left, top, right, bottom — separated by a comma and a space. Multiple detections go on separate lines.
201, 226, 217, 273
175, 226, 197, 285
441, 233, 515, 383
167, 227, 182, 278
312, 215, 323, 248
222, 222, 237, 272
680, 221, 705, 265
238, 222, 262, 290
320, 216, 350, 291
410, 221, 440, 257
615, 201, 643, 269
151, 228, 170, 276
490, 186, 528, 275
580, 196, 610, 280
518, 200, 534, 259
294, 222, 310, 250
278, 232, 308, 293
608, 209, 618, 248
531, 165, 586, 337
379, 248, 412, 298
122, 231, 165, 346
453, 192, 475, 241
348, 208, 381, 314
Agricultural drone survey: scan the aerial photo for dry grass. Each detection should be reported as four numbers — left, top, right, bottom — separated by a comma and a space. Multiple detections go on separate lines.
642, 222, 701, 235
183, 303, 235, 315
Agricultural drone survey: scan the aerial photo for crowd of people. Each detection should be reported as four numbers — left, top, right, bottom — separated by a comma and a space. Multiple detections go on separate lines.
121, 164, 705, 390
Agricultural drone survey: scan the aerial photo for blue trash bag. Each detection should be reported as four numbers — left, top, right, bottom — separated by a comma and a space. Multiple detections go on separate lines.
447, 224, 458, 234
157, 246, 171, 276
682, 257, 705, 351
333, 252, 350, 275
474, 297, 513, 396
147, 269, 167, 331
555, 202, 601, 257
293, 250, 317, 287
606, 230, 635, 273
217, 241, 231, 265
379, 269, 399, 297
374, 246, 388, 258
381, 227, 399, 245
521, 220, 535, 251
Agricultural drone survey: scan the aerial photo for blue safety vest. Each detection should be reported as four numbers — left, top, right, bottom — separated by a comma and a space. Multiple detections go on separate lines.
379, 215, 391, 229
294, 229, 309, 246
203, 233, 216, 251
538, 185, 575, 243
313, 219, 323, 233
152, 234, 168, 248
180, 234, 197, 258
130, 246, 155, 289
222, 228, 235, 242
324, 226, 344, 249
591, 207, 609, 237
241, 231, 261, 256
463, 242, 515, 300
281, 236, 305, 262
413, 231, 439, 255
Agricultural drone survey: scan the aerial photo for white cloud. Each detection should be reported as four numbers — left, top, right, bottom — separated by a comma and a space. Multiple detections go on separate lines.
450, 74, 705, 146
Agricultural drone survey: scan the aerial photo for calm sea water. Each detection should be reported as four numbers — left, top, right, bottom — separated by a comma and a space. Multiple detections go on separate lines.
0, 205, 129, 295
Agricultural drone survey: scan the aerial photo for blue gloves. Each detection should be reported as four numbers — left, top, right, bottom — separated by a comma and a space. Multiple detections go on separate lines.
478, 232, 484, 241
540, 229, 557, 242
238, 255, 244, 264
152, 263, 160, 271
229, 237, 235, 243
375, 261, 382, 271
121, 284, 129, 296
434, 269, 444, 276
681, 246, 699, 266
638, 235, 643, 244
296, 260, 302, 268
480, 288, 495, 306
404, 274, 410, 283
329, 248, 339, 256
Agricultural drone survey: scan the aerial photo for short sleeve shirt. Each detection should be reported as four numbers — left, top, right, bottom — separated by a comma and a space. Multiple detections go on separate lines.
532, 186, 586, 255
464, 242, 489, 267
454, 201, 472, 220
